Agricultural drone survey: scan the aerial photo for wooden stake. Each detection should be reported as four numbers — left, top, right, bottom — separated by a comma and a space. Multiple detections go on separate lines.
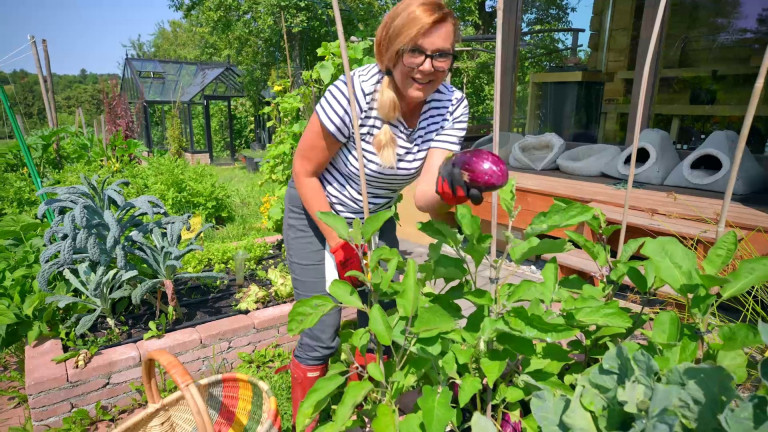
74, 108, 80, 131
79, 107, 86, 132
94, 119, 98, 137
16, 114, 25, 135
280, 11, 293, 87
101, 114, 106, 146
616, 0, 667, 259
28, 36, 54, 128
330, 0, 369, 221
716, 45, 768, 238
41, 40, 58, 128
489, 0, 506, 263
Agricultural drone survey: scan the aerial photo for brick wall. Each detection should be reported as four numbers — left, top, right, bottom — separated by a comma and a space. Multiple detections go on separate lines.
25, 303, 358, 430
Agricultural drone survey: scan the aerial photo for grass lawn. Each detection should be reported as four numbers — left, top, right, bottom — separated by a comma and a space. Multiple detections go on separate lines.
207, 163, 278, 243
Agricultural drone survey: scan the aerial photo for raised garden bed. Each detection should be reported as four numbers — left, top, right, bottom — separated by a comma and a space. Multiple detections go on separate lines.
23, 235, 357, 430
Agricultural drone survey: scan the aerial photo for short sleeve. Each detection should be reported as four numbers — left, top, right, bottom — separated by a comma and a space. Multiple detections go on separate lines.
315, 75, 352, 144
429, 94, 469, 152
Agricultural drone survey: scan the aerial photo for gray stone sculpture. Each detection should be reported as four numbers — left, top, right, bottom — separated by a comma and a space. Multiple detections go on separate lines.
508, 132, 566, 171
602, 128, 680, 185
472, 132, 524, 164
556, 144, 622, 176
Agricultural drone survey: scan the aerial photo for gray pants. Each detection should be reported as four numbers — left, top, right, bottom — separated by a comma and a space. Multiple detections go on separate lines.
283, 180, 399, 366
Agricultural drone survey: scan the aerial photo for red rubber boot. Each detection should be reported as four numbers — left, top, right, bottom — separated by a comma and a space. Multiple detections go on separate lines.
290, 356, 328, 431
348, 349, 387, 382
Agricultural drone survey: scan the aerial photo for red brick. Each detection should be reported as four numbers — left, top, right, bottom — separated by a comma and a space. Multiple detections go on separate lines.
196, 315, 254, 344
248, 302, 293, 329
34, 417, 63, 431
110, 366, 142, 385
66, 344, 141, 383
30, 400, 72, 422
25, 339, 67, 394
136, 328, 201, 359
229, 328, 279, 349
277, 325, 288, 334
29, 379, 107, 409
255, 234, 282, 244
72, 383, 134, 408
176, 341, 230, 363
275, 334, 299, 346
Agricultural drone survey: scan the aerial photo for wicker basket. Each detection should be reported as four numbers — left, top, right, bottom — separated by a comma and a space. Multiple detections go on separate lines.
115, 349, 281, 432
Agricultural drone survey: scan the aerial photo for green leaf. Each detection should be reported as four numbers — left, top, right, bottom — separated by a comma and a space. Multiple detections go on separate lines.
719, 394, 768, 432
642, 237, 702, 295
418, 385, 455, 432
371, 404, 398, 432
530, 390, 568, 431
717, 349, 748, 383
316, 60, 335, 84
433, 255, 468, 282
367, 361, 384, 383
458, 375, 482, 407
418, 219, 459, 246
566, 231, 607, 267
288, 296, 337, 335
369, 304, 392, 346
562, 387, 598, 432
328, 280, 364, 309
480, 356, 506, 387
396, 259, 419, 318
508, 237, 571, 265
759, 321, 768, 345
652, 311, 681, 344
498, 178, 517, 217
720, 257, 768, 300
619, 238, 646, 262
760, 359, 768, 387
702, 230, 738, 275
506, 307, 579, 342
469, 412, 496, 432
524, 200, 596, 239
362, 208, 394, 243
399, 413, 423, 432
412, 303, 456, 337
455, 205, 481, 240
296, 373, 346, 430
331, 380, 373, 428
464, 289, 493, 306
316, 211, 350, 241
718, 323, 763, 351
52, 351, 80, 363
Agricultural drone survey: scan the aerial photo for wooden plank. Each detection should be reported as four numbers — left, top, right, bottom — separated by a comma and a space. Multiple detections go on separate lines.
616, 65, 759, 79
497, 0, 523, 132
530, 71, 609, 83
603, 103, 768, 116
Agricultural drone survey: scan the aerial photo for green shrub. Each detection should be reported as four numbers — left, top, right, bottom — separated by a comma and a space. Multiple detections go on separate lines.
183, 237, 274, 273
236, 344, 292, 432
0, 170, 39, 217
128, 155, 233, 225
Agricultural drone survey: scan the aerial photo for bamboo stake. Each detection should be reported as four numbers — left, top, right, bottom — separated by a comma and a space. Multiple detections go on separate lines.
716, 45, 768, 239
330, 0, 369, 221
489, 0, 505, 264
79, 107, 86, 132
616, 0, 667, 259
74, 108, 80, 132
280, 11, 293, 87
28, 36, 54, 128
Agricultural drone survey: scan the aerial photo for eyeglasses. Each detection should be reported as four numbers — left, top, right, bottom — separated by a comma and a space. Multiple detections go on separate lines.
401, 47, 455, 72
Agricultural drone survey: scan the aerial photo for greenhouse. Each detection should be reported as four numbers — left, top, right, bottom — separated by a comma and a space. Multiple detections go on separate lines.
120, 57, 246, 163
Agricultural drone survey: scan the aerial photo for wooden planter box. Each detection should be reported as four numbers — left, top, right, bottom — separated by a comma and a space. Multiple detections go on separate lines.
23, 236, 354, 430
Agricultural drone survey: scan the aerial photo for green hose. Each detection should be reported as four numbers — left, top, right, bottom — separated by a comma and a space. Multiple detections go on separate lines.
0, 86, 53, 223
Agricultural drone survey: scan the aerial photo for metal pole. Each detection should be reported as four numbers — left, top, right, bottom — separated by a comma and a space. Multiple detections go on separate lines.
616, 0, 667, 259
716, 45, 768, 238
28, 36, 54, 128
331, 0, 369, 221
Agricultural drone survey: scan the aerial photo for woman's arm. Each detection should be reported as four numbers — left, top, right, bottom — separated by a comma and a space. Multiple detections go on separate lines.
292, 112, 345, 248
413, 147, 455, 224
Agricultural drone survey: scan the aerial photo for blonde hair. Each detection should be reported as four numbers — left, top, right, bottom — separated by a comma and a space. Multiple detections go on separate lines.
373, 0, 459, 168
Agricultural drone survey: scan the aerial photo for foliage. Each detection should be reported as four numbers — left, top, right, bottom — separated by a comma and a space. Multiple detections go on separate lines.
0, 170, 39, 218
0, 214, 63, 350
127, 155, 233, 225
54, 327, 124, 363
102, 79, 137, 141
183, 237, 273, 273
126, 214, 218, 316
143, 307, 174, 340
36, 175, 167, 291
165, 103, 187, 158
234, 283, 270, 311
267, 262, 293, 301
49, 401, 115, 431
236, 344, 292, 432
287, 181, 768, 431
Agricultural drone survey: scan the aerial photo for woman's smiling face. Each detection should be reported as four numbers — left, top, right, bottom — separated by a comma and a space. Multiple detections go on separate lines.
391, 20, 455, 109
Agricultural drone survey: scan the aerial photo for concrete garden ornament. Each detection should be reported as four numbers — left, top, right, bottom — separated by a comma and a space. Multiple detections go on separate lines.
556, 144, 622, 176
471, 132, 524, 165
664, 130, 767, 194
508, 132, 565, 170
602, 128, 680, 185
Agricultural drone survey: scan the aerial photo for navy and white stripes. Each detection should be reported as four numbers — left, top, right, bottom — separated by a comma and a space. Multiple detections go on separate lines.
314, 63, 469, 220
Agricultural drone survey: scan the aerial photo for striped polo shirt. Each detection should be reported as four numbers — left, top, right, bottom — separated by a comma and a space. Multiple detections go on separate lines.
315, 63, 469, 220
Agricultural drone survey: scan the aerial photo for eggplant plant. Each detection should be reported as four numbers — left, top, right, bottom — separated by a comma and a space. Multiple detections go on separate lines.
45, 262, 137, 335
36, 174, 167, 291
127, 214, 221, 318
287, 180, 768, 431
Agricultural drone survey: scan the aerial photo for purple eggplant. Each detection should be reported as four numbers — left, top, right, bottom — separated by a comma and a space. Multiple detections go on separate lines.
449, 149, 509, 192
501, 412, 522, 432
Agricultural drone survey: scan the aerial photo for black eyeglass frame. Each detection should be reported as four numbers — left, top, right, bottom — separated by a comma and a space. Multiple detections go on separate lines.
399, 47, 456, 72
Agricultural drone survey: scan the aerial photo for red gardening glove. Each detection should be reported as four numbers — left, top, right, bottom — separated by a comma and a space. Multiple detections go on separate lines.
330, 241, 365, 288
436, 156, 484, 206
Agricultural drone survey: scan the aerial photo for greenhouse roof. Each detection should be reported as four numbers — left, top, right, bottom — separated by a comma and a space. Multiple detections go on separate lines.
120, 58, 245, 103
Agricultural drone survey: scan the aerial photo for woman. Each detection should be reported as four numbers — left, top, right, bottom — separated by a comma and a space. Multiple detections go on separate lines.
282, 0, 474, 426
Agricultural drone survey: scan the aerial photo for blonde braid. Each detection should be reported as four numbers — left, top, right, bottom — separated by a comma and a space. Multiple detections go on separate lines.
372, 74, 399, 168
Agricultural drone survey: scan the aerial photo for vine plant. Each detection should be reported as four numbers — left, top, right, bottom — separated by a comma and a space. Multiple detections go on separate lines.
288, 181, 768, 431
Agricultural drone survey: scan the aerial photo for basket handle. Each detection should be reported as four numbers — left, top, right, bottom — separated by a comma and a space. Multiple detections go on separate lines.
142, 349, 215, 432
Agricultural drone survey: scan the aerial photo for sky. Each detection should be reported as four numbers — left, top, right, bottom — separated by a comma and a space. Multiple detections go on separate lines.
0, 0, 180, 75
